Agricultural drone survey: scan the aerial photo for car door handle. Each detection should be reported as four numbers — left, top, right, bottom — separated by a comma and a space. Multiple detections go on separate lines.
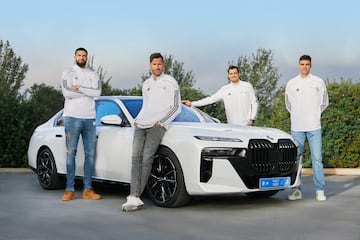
56, 134, 63, 138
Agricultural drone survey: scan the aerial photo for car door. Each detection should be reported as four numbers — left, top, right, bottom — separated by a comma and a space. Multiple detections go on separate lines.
94, 99, 134, 183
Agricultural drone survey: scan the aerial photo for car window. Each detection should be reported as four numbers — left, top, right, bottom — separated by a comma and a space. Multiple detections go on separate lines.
95, 100, 123, 126
121, 99, 143, 118
173, 106, 200, 122
121, 99, 208, 123
194, 108, 219, 123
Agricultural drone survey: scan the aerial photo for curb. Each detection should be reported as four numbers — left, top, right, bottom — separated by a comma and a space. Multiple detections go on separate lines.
0, 168, 360, 175
302, 168, 360, 176
0, 168, 33, 173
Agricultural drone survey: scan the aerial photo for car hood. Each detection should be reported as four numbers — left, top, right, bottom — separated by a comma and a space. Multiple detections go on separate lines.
169, 122, 292, 142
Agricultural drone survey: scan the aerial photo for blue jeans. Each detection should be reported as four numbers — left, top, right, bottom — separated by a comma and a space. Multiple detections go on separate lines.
291, 129, 325, 191
64, 117, 96, 191
130, 125, 166, 196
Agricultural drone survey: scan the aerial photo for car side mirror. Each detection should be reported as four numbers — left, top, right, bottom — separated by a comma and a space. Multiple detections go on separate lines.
101, 114, 123, 126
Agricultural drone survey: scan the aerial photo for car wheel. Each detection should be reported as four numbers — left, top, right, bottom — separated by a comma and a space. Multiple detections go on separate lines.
37, 147, 62, 190
246, 190, 279, 198
146, 147, 191, 208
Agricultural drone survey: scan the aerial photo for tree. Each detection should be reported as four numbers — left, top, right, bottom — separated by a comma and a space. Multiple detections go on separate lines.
264, 87, 290, 130
25, 83, 63, 128
116, 85, 142, 96
233, 48, 280, 124
0, 40, 28, 96
87, 55, 114, 96
0, 40, 29, 167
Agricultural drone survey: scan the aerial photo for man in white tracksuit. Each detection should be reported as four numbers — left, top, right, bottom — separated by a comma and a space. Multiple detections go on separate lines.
183, 65, 258, 126
121, 53, 181, 211
285, 54, 329, 201
61, 47, 102, 201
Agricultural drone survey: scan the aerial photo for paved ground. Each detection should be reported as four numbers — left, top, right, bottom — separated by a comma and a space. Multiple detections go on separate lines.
0, 172, 359, 240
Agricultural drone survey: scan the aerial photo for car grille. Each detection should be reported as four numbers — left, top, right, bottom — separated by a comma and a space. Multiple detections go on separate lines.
248, 139, 297, 173
200, 139, 298, 189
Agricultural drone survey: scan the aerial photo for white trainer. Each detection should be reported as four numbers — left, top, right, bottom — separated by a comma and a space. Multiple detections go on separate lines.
316, 190, 327, 201
288, 188, 302, 201
121, 196, 144, 212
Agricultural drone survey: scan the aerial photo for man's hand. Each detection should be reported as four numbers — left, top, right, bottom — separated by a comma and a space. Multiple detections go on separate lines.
71, 85, 80, 91
247, 119, 254, 126
182, 100, 192, 107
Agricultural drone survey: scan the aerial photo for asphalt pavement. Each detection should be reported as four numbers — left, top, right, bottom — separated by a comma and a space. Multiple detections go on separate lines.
0, 172, 359, 240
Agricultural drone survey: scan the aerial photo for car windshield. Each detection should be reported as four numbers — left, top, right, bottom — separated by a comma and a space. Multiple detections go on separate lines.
121, 98, 217, 123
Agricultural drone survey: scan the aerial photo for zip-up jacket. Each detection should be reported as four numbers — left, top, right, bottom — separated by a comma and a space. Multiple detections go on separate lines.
192, 81, 258, 125
135, 73, 181, 129
61, 65, 101, 119
285, 73, 328, 131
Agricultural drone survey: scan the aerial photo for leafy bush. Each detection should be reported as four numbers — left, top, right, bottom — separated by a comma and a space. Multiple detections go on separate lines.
321, 80, 360, 167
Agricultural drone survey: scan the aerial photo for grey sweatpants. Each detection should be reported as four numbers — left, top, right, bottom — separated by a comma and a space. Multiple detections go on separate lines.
130, 125, 166, 196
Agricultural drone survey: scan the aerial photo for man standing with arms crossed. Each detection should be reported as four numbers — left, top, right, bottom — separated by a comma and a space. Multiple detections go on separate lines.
285, 55, 329, 201
61, 47, 102, 201
121, 53, 181, 211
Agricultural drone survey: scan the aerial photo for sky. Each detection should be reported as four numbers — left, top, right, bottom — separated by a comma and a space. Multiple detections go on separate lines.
1, 0, 359, 94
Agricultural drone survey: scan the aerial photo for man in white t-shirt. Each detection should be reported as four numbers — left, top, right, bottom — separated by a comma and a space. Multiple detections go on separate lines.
121, 53, 181, 211
285, 55, 329, 201
182, 65, 258, 126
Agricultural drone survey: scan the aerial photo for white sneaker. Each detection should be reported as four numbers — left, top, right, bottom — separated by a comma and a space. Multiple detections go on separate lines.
288, 188, 302, 201
121, 196, 144, 212
316, 190, 327, 201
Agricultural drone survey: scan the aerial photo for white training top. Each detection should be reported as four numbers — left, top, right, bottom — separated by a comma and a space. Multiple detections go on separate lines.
285, 73, 329, 131
192, 81, 258, 125
135, 73, 181, 129
61, 65, 101, 119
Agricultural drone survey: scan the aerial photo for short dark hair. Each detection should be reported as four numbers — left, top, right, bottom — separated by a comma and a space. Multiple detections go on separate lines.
228, 65, 239, 73
299, 55, 311, 62
150, 52, 163, 62
75, 47, 88, 55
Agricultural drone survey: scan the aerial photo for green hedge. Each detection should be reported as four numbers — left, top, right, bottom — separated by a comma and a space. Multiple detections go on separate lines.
321, 80, 360, 167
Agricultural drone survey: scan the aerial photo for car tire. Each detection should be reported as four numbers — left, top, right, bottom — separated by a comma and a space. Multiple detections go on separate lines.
246, 190, 279, 198
146, 147, 191, 208
37, 147, 62, 190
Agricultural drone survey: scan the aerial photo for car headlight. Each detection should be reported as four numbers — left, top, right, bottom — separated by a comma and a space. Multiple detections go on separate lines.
194, 136, 243, 142
202, 148, 247, 157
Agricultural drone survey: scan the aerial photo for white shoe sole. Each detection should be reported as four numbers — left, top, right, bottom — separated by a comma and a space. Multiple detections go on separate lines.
288, 196, 302, 201
121, 204, 143, 212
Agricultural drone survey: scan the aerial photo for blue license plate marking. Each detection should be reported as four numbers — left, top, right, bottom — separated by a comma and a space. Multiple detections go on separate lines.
259, 177, 291, 189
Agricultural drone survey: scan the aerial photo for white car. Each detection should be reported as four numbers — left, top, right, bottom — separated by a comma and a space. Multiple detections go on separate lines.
28, 96, 301, 207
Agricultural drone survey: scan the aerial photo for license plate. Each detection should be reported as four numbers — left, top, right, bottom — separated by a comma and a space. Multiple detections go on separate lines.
259, 177, 291, 189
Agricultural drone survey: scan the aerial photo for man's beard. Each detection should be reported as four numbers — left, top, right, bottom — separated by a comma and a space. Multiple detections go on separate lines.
76, 60, 87, 68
